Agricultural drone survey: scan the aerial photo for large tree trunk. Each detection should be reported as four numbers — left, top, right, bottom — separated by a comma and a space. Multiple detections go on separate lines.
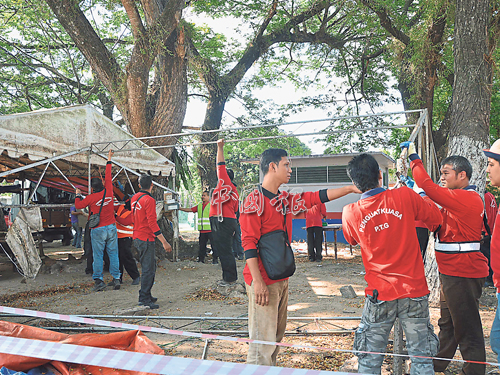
447, 0, 492, 195
426, 0, 492, 305
146, 28, 188, 159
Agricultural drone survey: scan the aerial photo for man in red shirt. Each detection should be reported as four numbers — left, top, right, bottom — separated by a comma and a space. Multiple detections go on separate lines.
75, 150, 121, 292
240, 148, 359, 366
131, 174, 172, 309
179, 191, 212, 263
305, 203, 326, 262
209, 139, 239, 286
402, 141, 489, 375
342, 153, 441, 374
484, 139, 500, 364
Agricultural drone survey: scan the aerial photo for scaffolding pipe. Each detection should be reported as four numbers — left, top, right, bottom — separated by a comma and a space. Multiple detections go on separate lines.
0, 314, 361, 321
91, 109, 425, 146
24, 327, 355, 335
50, 161, 77, 190
27, 161, 51, 204
107, 124, 417, 153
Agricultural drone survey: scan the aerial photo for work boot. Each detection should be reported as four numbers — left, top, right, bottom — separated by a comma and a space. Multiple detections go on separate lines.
107, 279, 121, 290
93, 279, 106, 292
132, 277, 140, 285
139, 301, 159, 309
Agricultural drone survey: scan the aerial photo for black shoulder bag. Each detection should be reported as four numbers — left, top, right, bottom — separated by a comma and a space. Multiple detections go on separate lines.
257, 200, 296, 280
88, 189, 106, 229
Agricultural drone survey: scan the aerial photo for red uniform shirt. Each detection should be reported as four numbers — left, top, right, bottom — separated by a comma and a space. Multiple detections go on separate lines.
342, 186, 442, 301
75, 162, 116, 229
241, 186, 328, 286
305, 203, 326, 228
209, 163, 239, 219
491, 209, 500, 292
131, 191, 161, 242
411, 158, 488, 278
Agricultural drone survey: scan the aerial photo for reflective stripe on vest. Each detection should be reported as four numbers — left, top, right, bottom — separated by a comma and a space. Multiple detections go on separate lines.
116, 205, 134, 238
434, 236, 481, 253
197, 202, 211, 231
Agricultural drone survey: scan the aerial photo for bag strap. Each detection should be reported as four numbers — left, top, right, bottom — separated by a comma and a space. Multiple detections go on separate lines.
92, 189, 106, 216
133, 193, 149, 215
483, 212, 492, 236
282, 201, 291, 247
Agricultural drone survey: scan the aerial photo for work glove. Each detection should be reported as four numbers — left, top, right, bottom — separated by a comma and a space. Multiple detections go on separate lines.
400, 175, 415, 189
413, 182, 426, 196
400, 141, 417, 156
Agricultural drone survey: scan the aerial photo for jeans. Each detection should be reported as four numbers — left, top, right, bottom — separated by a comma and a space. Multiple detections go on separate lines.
209, 216, 238, 282
134, 239, 156, 304
306, 226, 323, 261
90, 224, 120, 281
246, 280, 288, 365
354, 295, 439, 375
491, 293, 500, 365
72, 223, 83, 248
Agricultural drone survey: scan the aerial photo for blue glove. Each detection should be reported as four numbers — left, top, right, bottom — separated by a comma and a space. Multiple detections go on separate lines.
400, 141, 417, 155
401, 175, 415, 189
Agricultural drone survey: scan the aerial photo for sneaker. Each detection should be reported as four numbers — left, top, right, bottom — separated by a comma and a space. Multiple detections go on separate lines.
237, 254, 244, 260
93, 279, 106, 292
484, 280, 494, 288
218, 280, 236, 287
212, 260, 219, 265
107, 278, 121, 290
132, 277, 140, 285
139, 301, 159, 309
316, 258, 323, 262
151, 297, 158, 303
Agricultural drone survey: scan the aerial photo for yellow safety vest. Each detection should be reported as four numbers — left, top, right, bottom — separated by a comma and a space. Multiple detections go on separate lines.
197, 202, 211, 231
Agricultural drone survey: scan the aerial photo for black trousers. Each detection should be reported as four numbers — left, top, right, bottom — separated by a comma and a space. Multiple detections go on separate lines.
307, 226, 323, 261
198, 232, 212, 262
416, 227, 429, 262
433, 273, 486, 375
118, 237, 140, 281
209, 216, 238, 282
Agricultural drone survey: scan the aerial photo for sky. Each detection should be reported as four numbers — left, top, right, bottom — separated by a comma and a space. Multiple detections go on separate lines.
182, 11, 405, 155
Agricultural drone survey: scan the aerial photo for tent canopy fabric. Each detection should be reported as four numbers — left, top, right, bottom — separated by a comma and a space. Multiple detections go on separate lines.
0, 105, 175, 183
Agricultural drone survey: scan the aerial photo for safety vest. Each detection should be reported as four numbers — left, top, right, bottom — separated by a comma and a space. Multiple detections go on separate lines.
197, 202, 211, 231
116, 205, 134, 238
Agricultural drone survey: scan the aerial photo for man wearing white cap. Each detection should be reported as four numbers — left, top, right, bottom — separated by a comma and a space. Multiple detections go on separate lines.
484, 139, 500, 364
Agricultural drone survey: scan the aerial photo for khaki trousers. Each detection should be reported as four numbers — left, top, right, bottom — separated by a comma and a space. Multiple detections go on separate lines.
246, 279, 289, 366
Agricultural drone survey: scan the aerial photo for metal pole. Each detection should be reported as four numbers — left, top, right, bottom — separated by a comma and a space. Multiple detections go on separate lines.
0, 147, 91, 179
88, 149, 92, 195
108, 124, 417, 153
91, 109, 426, 146
124, 169, 136, 194
92, 152, 177, 195
201, 339, 210, 360
112, 168, 124, 181
49, 161, 77, 190
27, 161, 51, 203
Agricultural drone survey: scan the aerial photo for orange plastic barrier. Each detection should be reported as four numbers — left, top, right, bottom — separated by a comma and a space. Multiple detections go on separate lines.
0, 321, 164, 375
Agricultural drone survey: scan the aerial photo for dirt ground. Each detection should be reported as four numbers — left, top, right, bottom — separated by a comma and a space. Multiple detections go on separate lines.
0, 238, 498, 374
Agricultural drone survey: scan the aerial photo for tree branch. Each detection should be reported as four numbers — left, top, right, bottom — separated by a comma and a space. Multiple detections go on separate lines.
357, 0, 411, 45
121, 0, 146, 40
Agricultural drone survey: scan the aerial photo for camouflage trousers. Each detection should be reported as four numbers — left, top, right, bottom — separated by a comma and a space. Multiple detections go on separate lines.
354, 294, 439, 375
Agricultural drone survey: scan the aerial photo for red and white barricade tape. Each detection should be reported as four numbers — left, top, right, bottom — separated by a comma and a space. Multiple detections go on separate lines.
0, 335, 354, 375
0, 306, 499, 367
